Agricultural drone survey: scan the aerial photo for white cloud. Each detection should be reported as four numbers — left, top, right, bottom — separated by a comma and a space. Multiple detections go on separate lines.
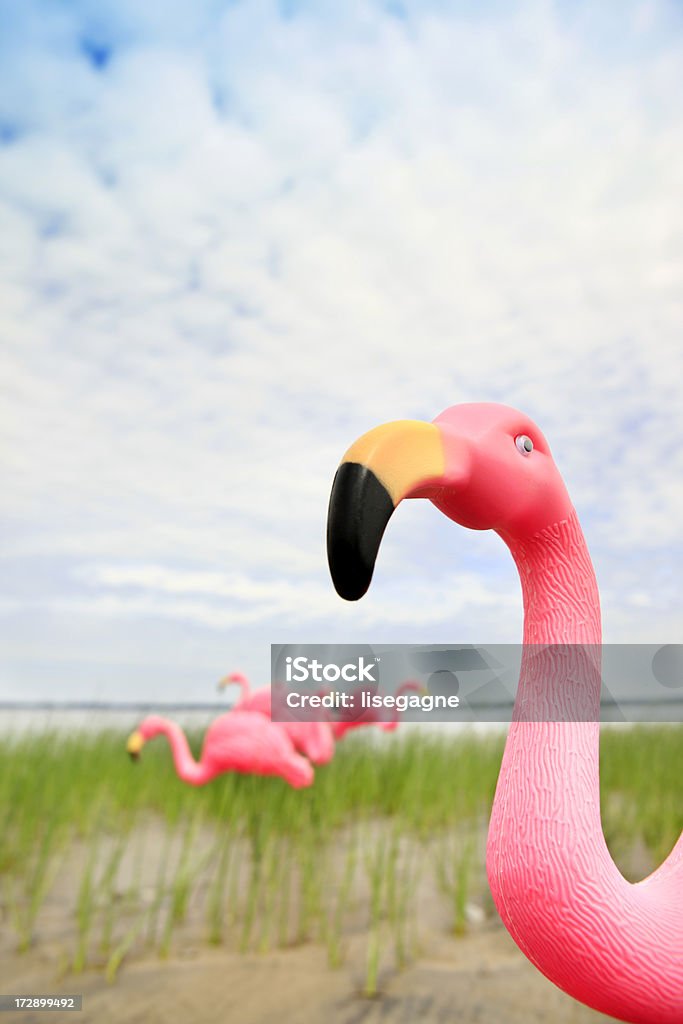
1, 0, 682, 697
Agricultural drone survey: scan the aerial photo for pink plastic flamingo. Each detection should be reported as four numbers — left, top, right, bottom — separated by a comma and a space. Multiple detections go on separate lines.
330, 681, 423, 739
217, 671, 335, 765
126, 711, 314, 788
326, 403, 683, 1024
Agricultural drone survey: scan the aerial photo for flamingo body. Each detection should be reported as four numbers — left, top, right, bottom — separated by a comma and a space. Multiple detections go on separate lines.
330, 712, 397, 740
219, 672, 335, 765
330, 681, 422, 739
128, 712, 314, 788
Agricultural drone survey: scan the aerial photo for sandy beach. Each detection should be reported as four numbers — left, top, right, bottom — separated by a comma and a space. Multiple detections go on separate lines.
3, 917, 616, 1024
0, 807, 629, 1024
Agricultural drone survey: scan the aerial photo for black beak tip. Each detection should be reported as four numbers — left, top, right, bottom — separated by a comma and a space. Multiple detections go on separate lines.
326, 463, 395, 602
128, 751, 140, 763
330, 567, 372, 603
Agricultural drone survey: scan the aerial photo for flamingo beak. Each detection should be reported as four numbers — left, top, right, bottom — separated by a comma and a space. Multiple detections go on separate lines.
217, 672, 242, 693
327, 420, 455, 600
126, 730, 144, 761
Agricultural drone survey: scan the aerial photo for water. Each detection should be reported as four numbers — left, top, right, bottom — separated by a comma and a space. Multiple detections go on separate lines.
0, 706, 231, 737
0, 704, 675, 741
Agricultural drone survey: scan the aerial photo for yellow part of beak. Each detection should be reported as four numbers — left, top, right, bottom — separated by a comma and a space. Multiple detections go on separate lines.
340, 420, 445, 505
126, 730, 144, 758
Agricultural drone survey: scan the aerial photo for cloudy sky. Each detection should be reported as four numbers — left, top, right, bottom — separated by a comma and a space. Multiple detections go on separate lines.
1, 0, 682, 703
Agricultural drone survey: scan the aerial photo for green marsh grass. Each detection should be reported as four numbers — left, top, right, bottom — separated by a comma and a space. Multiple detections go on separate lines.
0, 724, 680, 979
363, 829, 387, 998
434, 831, 476, 936
324, 824, 358, 968
5, 812, 64, 953
159, 803, 209, 958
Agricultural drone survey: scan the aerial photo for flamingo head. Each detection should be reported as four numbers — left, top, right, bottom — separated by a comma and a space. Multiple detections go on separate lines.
327, 402, 573, 600
216, 670, 249, 693
126, 715, 167, 760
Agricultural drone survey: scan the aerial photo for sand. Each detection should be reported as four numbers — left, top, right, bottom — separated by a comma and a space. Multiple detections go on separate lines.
1, 813, 649, 1024
2, 916, 619, 1024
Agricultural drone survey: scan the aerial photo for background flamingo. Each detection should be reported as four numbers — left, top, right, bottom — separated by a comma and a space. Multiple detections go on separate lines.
126, 711, 314, 788
217, 671, 335, 765
327, 402, 683, 1024
330, 681, 423, 740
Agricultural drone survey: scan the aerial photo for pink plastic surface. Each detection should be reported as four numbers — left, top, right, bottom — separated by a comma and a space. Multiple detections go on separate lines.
439, 405, 683, 1023
330, 681, 422, 739
136, 712, 314, 788
222, 672, 335, 765
488, 509, 683, 1023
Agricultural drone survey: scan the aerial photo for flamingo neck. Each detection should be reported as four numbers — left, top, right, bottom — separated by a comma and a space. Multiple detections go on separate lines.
486, 509, 683, 1023
224, 673, 250, 702
150, 720, 213, 785
500, 510, 602, 722
504, 509, 601, 645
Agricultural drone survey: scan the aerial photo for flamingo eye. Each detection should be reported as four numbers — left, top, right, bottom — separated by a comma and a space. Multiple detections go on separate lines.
515, 434, 534, 456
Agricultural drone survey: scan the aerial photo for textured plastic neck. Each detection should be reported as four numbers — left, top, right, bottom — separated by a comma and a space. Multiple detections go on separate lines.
487, 510, 683, 1023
